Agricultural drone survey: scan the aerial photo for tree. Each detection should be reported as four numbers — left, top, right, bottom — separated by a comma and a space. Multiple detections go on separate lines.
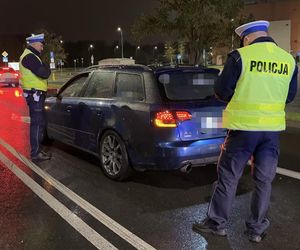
164, 41, 176, 64
178, 40, 186, 64
34, 29, 67, 66
132, 0, 246, 64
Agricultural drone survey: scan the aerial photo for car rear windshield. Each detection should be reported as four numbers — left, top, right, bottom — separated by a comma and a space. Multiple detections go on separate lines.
156, 71, 218, 101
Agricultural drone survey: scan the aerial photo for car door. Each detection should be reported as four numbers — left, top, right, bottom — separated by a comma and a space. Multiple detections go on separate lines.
46, 73, 90, 145
111, 72, 149, 163
69, 70, 115, 153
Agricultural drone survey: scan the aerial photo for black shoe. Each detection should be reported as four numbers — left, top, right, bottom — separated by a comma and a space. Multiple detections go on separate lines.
193, 219, 227, 237
244, 230, 266, 243
31, 152, 51, 161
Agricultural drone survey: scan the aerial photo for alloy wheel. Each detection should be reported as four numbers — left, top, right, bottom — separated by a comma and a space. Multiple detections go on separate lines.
101, 134, 123, 176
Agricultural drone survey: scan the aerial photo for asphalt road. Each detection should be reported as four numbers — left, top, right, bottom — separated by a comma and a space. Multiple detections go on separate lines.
0, 93, 299, 250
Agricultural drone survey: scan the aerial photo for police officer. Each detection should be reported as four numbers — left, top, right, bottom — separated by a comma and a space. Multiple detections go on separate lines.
19, 33, 52, 161
193, 21, 298, 242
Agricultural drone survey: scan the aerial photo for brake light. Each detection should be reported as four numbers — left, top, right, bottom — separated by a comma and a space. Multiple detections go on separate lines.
14, 73, 19, 77
175, 111, 192, 121
154, 110, 192, 128
154, 111, 177, 128
14, 90, 21, 97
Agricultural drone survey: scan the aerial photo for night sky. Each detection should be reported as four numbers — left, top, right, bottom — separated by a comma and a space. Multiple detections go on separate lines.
1, 0, 158, 42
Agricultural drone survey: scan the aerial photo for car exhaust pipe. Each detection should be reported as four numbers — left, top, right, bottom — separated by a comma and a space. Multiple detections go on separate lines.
180, 162, 192, 173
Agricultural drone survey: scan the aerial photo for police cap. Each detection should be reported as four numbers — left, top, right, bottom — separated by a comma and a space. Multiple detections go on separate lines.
235, 20, 270, 38
26, 33, 45, 44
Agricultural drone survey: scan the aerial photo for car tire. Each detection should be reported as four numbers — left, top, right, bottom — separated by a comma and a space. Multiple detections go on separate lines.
99, 130, 132, 181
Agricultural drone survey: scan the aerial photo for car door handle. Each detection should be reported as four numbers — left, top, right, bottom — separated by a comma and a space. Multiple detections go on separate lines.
96, 111, 103, 117
66, 105, 72, 112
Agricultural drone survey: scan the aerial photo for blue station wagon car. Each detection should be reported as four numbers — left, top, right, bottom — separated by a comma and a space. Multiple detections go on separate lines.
45, 64, 226, 180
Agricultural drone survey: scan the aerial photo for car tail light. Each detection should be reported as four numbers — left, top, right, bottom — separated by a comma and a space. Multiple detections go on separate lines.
154, 110, 192, 128
154, 111, 177, 128
14, 90, 21, 97
14, 73, 19, 77
175, 111, 192, 121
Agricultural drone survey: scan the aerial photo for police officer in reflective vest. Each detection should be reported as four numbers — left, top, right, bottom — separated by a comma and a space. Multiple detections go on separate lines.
19, 33, 52, 161
193, 21, 298, 242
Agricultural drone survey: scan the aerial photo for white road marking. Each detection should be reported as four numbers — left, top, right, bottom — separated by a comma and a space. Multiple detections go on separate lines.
0, 151, 117, 250
0, 138, 156, 250
277, 167, 300, 180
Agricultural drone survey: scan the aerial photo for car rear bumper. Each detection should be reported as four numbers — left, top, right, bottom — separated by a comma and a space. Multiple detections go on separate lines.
133, 137, 225, 171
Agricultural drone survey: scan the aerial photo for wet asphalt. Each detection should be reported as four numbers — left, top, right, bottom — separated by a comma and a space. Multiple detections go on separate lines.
0, 94, 299, 250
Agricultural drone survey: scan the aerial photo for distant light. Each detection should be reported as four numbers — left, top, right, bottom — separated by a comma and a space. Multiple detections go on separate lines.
117, 27, 122, 32
115, 45, 119, 49
90, 44, 93, 48
154, 46, 158, 50
60, 40, 63, 44
137, 46, 140, 50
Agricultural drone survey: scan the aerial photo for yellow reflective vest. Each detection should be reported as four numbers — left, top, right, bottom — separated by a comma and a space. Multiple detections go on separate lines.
223, 42, 295, 131
19, 48, 48, 91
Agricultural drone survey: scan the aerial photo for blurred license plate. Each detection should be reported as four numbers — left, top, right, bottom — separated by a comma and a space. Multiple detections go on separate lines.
201, 117, 222, 128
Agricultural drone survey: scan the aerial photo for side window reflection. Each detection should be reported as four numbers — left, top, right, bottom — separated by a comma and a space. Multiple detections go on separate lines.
60, 74, 89, 98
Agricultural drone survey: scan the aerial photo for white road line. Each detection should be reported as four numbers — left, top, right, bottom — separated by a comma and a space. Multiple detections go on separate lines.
277, 167, 300, 180
0, 138, 156, 250
0, 151, 117, 250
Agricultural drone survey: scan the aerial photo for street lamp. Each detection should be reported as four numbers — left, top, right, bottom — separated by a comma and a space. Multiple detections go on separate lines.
117, 27, 124, 58
114, 45, 120, 57
135, 46, 141, 61
153, 46, 158, 63
231, 19, 235, 51
74, 59, 77, 72
89, 44, 94, 65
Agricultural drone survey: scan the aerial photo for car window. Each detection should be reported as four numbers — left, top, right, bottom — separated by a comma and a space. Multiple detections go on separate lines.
60, 74, 89, 98
157, 71, 217, 101
84, 71, 114, 98
115, 73, 144, 101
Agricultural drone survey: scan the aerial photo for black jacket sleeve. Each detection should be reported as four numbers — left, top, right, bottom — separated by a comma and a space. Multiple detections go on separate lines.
21, 54, 51, 79
214, 50, 242, 102
286, 64, 298, 104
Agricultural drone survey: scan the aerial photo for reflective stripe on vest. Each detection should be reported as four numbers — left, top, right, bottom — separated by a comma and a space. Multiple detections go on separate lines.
19, 49, 48, 91
223, 42, 295, 131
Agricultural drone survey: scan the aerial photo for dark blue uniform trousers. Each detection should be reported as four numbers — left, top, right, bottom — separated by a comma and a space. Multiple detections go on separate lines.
207, 130, 279, 235
25, 92, 46, 157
